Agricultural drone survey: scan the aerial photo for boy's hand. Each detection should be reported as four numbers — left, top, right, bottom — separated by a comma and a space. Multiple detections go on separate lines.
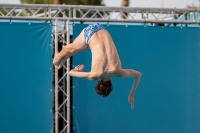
73, 64, 84, 71
128, 93, 134, 109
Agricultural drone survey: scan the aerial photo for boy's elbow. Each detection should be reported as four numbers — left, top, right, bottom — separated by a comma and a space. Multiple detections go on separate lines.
134, 71, 141, 79
87, 76, 95, 80
139, 72, 142, 76
88, 72, 99, 80
138, 72, 142, 78
68, 71, 73, 76
87, 77, 95, 80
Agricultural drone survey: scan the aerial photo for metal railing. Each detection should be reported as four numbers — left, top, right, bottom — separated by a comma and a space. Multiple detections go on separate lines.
0, 4, 200, 24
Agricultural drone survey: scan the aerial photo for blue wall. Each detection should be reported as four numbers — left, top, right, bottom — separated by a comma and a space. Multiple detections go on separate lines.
0, 22, 52, 133
72, 24, 200, 133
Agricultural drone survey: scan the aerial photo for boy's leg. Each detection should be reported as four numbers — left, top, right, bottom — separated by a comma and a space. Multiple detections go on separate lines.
72, 30, 89, 50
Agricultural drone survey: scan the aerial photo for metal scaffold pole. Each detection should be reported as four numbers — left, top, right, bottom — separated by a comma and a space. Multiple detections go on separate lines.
54, 19, 59, 133
66, 18, 71, 133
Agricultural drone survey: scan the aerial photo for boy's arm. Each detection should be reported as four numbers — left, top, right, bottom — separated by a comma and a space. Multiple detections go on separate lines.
69, 70, 98, 80
118, 69, 141, 94
117, 69, 142, 109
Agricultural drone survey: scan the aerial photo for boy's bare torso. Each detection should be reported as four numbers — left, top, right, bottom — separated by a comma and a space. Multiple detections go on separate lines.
88, 30, 122, 78
65, 28, 123, 79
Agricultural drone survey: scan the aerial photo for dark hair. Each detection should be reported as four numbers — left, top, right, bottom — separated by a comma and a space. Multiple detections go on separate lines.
94, 79, 113, 97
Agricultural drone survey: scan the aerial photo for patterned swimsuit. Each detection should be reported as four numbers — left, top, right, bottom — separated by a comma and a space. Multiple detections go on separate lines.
83, 23, 105, 45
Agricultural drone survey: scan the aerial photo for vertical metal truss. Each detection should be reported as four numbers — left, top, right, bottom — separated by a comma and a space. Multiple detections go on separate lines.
52, 18, 71, 133
0, 4, 200, 25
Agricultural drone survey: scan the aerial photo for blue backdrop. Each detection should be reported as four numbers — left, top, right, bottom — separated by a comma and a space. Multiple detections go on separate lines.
72, 24, 200, 133
0, 22, 52, 133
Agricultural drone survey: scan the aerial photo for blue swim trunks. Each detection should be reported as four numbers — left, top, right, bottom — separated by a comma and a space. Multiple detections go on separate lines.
84, 23, 105, 45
